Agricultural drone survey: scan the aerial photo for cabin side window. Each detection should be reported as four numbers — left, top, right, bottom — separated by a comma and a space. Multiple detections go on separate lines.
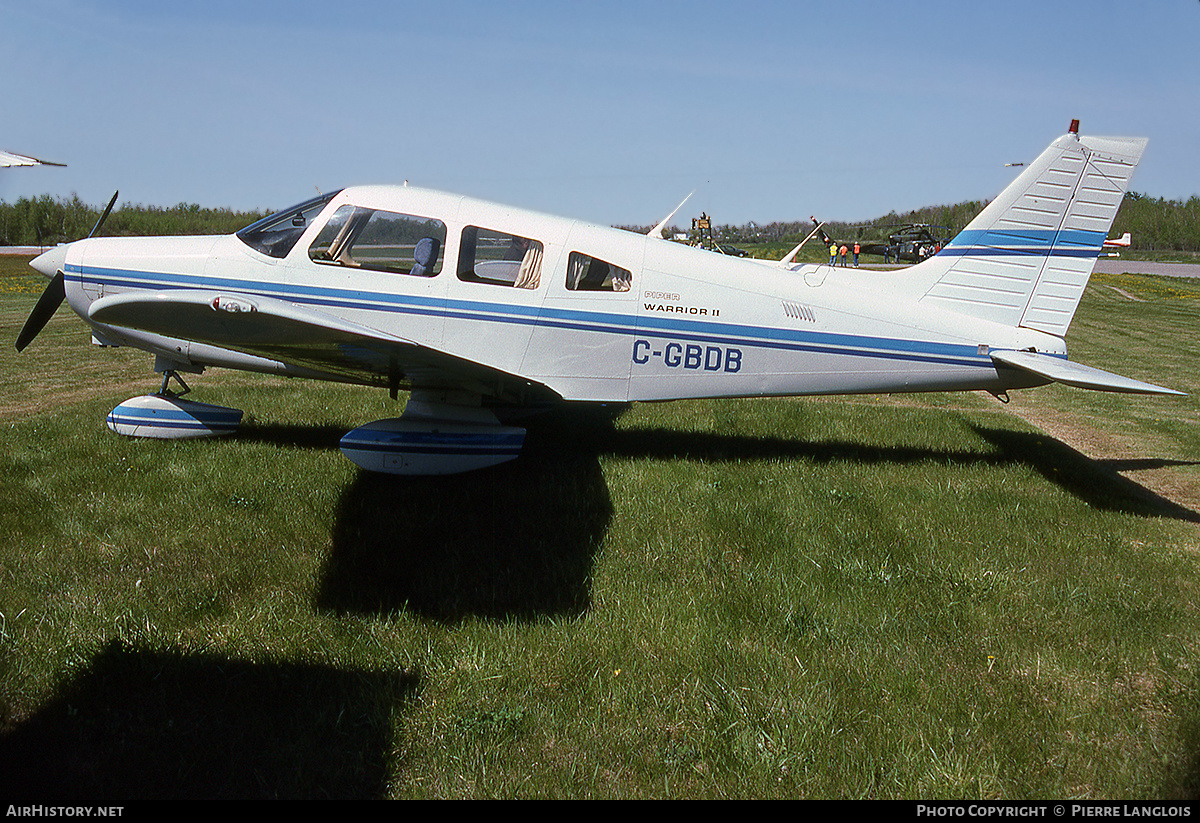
457, 226, 544, 289
308, 205, 446, 277
565, 252, 632, 292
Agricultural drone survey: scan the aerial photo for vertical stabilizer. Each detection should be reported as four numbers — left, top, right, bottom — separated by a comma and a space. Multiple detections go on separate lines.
916, 127, 1146, 336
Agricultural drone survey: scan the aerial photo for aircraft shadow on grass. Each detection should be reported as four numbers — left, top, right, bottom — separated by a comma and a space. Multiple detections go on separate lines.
253, 403, 1200, 622
311, 405, 619, 621
0, 636, 1195, 800
0, 640, 417, 800
5, 408, 1197, 801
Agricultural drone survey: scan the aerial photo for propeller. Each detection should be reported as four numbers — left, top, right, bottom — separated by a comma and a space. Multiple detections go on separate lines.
15, 190, 118, 352
15, 271, 66, 352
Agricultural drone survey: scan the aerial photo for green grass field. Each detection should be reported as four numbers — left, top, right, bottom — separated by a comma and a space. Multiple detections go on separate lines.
1, 255, 1198, 799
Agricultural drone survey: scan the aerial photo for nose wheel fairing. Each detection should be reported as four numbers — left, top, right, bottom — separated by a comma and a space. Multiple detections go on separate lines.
106, 394, 244, 439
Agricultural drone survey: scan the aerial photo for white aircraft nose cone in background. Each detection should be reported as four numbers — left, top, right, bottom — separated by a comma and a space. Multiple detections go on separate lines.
30, 243, 69, 278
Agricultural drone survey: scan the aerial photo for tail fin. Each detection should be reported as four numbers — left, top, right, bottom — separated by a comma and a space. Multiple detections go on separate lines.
914, 126, 1147, 336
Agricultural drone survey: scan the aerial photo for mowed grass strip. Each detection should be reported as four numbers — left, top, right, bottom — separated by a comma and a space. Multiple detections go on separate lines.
1, 255, 1198, 798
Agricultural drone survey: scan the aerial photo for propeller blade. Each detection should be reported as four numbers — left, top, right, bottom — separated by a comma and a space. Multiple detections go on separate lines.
15, 271, 66, 352
91, 190, 118, 238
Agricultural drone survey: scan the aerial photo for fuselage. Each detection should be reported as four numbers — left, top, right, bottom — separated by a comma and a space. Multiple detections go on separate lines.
47, 185, 1059, 404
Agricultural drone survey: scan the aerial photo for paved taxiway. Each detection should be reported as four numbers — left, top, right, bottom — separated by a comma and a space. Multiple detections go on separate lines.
1093, 259, 1200, 278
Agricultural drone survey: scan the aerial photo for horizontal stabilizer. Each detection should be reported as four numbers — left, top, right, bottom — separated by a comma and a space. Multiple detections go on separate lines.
991, 349, 1184, 395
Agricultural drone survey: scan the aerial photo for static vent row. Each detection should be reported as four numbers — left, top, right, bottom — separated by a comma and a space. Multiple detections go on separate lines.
782, 301, 816, 322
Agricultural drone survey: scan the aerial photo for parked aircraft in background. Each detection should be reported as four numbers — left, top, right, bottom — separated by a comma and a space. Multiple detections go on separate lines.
15, 122, 1179, 474
1101, 231, 1133, 258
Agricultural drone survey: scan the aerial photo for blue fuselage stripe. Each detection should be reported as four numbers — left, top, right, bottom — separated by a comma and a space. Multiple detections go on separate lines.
70, 263, 994, 371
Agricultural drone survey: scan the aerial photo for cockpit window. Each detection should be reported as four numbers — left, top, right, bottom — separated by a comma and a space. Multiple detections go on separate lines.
309, 205, 446, 276
236, 190, 342, 258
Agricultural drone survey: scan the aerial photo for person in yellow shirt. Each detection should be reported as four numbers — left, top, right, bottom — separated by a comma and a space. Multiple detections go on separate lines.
829, 242, 838, 266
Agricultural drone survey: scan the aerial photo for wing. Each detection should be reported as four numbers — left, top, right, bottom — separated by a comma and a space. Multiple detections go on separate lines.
0, 150, 66, 167
88, 289, 558, 403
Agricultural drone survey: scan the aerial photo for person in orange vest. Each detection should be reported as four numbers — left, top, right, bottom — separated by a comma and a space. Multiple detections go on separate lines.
853, 242, 860, 267
839, 244, 848, 266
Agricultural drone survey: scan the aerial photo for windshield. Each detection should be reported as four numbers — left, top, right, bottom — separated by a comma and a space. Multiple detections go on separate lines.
236, 190, 343, 258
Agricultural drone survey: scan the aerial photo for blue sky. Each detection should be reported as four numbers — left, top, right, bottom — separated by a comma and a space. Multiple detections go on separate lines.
2, 0, 1198, 228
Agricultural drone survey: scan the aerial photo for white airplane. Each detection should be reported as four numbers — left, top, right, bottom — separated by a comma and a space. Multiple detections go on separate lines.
0, 149, 66, 168
15, 122, 1181, 475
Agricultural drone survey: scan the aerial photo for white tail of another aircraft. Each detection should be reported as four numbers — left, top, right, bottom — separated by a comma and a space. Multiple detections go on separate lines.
905, 125, 1146, 338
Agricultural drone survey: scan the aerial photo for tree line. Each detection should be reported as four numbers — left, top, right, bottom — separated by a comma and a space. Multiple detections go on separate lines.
4, 191, 1200, 253
0, 194, 267, 246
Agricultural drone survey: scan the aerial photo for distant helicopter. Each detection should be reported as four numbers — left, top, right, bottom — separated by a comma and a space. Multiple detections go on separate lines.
858, 224, 953, 263
815, 222, 953, 266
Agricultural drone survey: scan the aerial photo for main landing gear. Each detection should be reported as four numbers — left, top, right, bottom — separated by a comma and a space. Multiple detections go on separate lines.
339, 391, 526, 476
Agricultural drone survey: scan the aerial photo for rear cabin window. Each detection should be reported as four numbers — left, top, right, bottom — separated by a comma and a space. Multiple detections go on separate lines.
457, 226, 543, 289
566, 252, 632, 292
309, 205, 446, 276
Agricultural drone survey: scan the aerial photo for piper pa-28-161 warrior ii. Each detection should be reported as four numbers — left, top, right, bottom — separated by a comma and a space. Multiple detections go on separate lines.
15, 121, 1181, 474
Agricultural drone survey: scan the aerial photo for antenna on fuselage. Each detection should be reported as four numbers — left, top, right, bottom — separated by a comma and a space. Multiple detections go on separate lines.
647, 190, 694, 238
777, 217, 829, 268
